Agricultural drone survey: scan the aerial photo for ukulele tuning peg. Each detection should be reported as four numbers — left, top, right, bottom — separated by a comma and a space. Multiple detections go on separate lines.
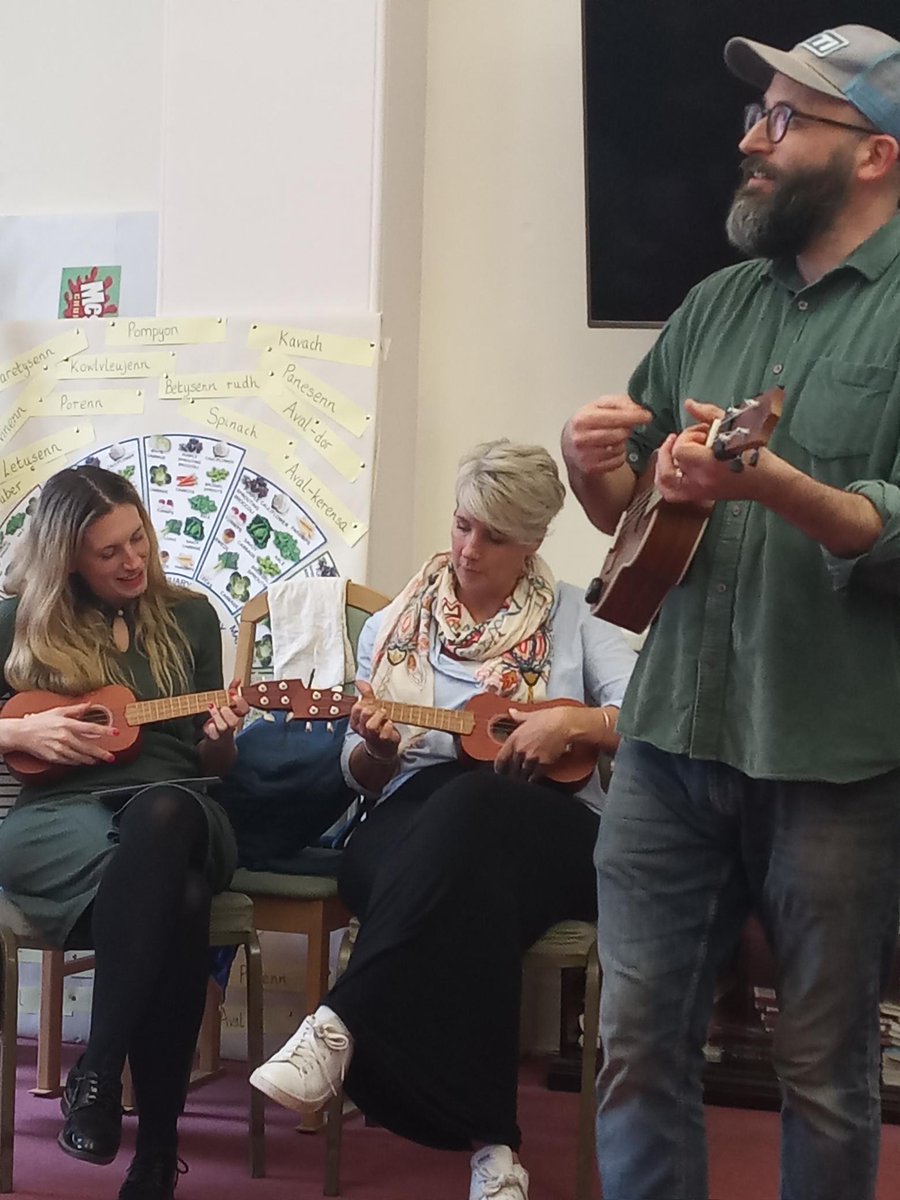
284, 712, 295, 723
326, 721, 334, 733
261, 712, 276, 723
305, 721, 313, 732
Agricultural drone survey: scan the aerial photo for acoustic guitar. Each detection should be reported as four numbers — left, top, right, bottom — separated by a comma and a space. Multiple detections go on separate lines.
245, 680, 600, 790
584, 387, 783, 634
1, 681, 280, 784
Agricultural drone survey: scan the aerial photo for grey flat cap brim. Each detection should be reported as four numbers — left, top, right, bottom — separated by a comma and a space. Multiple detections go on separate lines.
725, 37, 846, 99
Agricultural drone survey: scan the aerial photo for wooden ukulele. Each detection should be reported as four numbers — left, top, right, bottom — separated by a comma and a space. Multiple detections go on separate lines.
585, 387, 783, 634
1, 681, 281, 784
246, 680, 600, 790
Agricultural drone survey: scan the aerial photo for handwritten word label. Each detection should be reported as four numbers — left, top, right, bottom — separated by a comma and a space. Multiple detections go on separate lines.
107, 317, 227, 346
176, 398, 287, 460
0, 328, 89, 393
261, 355, 370, 438
248, 323, 377, 367
0, 424, 95, 507
268, 452, 367, 547
56, 351, 176, 380
162, 371, 262, 400
33, 389, 145, 418
262, 392, 364, 483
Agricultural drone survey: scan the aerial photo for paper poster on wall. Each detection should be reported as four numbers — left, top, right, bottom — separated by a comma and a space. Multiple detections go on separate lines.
0, 214, 158, 321
0, 314, 379, 666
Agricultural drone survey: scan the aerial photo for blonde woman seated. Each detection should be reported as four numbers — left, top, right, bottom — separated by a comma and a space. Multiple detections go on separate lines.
0, 466, 245, 1200
251, 440, 635, 1200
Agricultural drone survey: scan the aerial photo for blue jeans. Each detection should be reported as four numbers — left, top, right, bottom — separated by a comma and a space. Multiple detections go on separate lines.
595, 738, 900, 1200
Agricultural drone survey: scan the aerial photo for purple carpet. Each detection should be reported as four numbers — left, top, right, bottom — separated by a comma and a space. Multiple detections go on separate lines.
7, 1041, 900, 1198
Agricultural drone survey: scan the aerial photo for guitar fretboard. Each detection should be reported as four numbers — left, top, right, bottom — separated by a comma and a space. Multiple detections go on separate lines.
378, 701, 476, 734
124, 689, 231, 727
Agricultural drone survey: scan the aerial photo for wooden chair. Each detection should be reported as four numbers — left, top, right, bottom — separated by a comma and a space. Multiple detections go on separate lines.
0, 847, 266, 1192
226, 582, 389, 1121
322, 921, 601, 1200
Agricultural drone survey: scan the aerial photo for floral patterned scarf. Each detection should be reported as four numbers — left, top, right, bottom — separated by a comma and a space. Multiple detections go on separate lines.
370, 551, 556, 713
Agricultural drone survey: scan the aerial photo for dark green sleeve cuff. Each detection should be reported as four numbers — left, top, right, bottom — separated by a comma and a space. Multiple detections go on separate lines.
823, 480, 900, 592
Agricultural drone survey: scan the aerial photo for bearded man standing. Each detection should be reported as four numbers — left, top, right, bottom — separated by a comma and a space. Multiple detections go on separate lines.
562, 25, 900, 1200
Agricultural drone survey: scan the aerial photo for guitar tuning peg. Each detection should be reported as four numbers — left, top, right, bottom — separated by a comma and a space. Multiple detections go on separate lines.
285, 712, 295, 723
261, 711, 276, 723
326, 721, 334, 733
305, 721, 312, 732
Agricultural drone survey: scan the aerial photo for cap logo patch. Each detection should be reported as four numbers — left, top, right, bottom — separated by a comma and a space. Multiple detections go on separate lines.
801, 30, 850, 58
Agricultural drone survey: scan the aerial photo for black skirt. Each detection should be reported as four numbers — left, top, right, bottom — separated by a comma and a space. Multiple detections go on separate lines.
328, 761, 600, 1151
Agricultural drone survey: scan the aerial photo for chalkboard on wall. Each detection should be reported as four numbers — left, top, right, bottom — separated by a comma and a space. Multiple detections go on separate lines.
583, 1, 899, 326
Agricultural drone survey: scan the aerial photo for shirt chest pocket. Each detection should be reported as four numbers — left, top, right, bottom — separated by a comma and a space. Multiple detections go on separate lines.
788, 359, 894, 459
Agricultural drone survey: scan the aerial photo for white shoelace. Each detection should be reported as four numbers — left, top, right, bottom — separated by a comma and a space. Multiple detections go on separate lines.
478, 1174, 526, 1199
281, 1017, 350, 1096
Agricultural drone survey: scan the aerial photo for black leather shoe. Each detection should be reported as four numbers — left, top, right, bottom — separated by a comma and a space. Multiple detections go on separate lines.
118, 1150, 187, 1200
57, 1059, 123, 1165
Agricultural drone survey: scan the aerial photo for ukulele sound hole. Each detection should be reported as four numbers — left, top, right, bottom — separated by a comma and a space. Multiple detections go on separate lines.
83, 706, 113, 728
488, 716, 517, 745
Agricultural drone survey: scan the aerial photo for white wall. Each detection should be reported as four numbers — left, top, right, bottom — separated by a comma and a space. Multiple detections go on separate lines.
413, 0, 657, 589
0, 3, 163, 211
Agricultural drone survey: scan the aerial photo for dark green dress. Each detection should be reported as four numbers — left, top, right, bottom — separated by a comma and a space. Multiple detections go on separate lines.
0, 594, 237, 945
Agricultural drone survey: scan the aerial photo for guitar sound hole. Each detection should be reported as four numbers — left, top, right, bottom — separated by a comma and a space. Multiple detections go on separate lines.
83, 706, 113, 728
488, 717, 517, 745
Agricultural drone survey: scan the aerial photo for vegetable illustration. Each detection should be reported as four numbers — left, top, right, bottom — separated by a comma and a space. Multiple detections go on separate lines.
227, 573, 251, 602
118, 465, 135, 480
184, 516, 205, 542
162, 518, 183, 536
272, 529, 301, 563
256, 555, 281, 579
177, 474, 198, 488
247, 514, 272, 549
215, 551, 240, 572
255, 633, 273, 668
189, 494, 217, 515
5, 513, 26, 536
150, 464, 171, 486
206, 467, 229, 483
180, 437, 203, 453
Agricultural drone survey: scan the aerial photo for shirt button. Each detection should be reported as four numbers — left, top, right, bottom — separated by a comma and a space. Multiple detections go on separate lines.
715, 583, 727, 594
772, 364, 783, 375
798, 299, 809, 311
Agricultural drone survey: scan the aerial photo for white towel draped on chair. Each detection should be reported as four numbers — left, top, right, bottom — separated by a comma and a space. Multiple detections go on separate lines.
268, 577, 354, 686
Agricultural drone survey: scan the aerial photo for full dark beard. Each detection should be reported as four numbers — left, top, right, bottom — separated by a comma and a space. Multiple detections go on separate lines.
726, 151, 855, 259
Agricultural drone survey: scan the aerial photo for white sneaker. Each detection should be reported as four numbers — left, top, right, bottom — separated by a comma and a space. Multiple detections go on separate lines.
469, 1145, 529, 1200
249, 1005, 353, 1114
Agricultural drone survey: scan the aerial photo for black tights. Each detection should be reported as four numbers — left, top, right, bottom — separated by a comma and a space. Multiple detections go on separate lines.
71, 786, 211, 1154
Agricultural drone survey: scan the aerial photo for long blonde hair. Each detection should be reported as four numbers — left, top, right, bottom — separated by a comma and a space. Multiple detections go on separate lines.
5, 466, 195, 695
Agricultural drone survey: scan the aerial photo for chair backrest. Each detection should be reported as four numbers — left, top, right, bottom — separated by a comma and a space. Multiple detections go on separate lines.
234, 581, 390, 687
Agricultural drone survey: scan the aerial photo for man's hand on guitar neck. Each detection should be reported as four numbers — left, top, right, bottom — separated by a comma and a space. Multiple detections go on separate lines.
562, 395, 652, 535
661, 400, 884, 558
657, 399, 772, 505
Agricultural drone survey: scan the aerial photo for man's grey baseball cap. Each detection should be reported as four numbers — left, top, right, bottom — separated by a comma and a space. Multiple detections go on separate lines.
725, 25, 900, 141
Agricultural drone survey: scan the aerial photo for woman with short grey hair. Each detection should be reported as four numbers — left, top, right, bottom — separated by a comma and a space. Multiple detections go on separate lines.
251, 439, 636, 1200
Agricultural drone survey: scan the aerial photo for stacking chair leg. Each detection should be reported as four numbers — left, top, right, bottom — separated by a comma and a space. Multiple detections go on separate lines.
0, 930, 19, 1193
244, 934, 266, 1179
322, 1088, 344, 1196
576, 944, 602, 1200
33, 950, 64, 1097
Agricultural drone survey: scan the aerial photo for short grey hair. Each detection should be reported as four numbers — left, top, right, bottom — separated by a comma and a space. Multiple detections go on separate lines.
454, 439, 566, 544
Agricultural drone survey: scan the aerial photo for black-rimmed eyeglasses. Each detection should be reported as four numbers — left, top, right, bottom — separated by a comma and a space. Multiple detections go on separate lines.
743, 101, 875, 144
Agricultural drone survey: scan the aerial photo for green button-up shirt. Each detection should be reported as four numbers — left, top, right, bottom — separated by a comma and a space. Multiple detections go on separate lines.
618, 214, 900, 783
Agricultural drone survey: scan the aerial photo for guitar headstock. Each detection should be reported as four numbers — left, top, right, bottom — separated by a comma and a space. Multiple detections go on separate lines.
712, 386, 783, 463
241, 679, 354, 720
